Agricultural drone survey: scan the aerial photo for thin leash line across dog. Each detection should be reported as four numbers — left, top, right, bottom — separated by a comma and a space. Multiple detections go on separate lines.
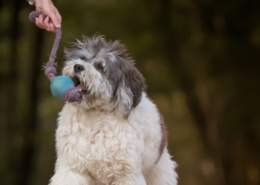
29, 11, 84, 102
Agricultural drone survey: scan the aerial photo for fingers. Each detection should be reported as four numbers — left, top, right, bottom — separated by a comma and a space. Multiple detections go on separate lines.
33, 0, 62, 31
47, 6, 62, 28
44, 17, 56, 32
35, 15, 45, 29
35, 15, 56, 32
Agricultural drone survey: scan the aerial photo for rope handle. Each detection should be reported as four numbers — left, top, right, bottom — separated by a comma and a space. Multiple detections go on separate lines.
28, 11, 61, 79
28, 11, 83, 102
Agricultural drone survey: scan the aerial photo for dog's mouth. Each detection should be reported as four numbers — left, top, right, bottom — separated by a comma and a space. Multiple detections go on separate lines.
72, 76, 80, 86
72, 76, 90, 95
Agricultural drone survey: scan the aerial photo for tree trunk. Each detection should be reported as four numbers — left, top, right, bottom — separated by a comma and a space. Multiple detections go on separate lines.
5, 0, 23, 184
17, 29, 45, 185
153, 0, 226, 185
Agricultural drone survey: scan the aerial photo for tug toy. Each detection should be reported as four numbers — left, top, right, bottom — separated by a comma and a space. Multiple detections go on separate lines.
29, 11, 83, 102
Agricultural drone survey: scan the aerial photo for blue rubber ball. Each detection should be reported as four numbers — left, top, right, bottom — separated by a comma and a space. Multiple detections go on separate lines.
50, 75, 75, 98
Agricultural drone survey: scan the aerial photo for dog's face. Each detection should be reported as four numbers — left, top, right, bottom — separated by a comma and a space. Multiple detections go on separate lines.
63, 36, 145, 116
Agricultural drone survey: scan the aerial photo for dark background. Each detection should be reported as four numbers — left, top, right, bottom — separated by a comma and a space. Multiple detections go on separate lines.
0, 0, 260, 185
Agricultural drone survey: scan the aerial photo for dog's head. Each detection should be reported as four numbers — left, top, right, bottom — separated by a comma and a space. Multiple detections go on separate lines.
63, 36, 145, 117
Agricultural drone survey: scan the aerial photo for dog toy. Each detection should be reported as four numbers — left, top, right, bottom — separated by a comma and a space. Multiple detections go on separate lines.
29, 11, 83, 102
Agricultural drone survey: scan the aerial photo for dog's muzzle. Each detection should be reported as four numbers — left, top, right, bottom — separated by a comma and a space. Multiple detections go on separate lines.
71, 74, 90, 95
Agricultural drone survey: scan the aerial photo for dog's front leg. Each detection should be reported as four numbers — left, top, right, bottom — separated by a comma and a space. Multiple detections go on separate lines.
112, 173, 147, 185
49, 164, 92, 185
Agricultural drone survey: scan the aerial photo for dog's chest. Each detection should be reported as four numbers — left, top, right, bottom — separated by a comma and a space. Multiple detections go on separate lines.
56, 110, 142, 182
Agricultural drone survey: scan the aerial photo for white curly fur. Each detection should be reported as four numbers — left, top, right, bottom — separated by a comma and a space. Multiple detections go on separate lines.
49, 36, 177, 185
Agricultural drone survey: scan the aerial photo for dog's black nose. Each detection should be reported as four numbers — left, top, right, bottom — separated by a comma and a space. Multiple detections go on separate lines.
74, 64, 85, 73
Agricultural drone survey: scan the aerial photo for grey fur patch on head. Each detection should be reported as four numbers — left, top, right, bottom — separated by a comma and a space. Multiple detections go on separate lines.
64, 35, 145, 116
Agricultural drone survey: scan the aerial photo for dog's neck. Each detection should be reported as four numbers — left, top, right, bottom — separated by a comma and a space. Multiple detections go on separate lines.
67, 101, 130, 120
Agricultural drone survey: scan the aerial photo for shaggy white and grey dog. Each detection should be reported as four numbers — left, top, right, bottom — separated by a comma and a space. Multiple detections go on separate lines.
49, 36, 177, 185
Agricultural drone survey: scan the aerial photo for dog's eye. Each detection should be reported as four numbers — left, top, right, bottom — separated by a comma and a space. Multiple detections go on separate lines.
94, 62, 105, 72
79, 56, 87, 61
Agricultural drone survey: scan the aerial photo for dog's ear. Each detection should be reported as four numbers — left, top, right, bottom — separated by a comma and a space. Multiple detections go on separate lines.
115, 84, 133, 117
123, 64, 145, 107
114, 57, 145, 117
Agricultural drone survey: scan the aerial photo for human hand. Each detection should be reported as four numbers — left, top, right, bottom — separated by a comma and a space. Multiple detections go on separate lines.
34, 0, 62, 32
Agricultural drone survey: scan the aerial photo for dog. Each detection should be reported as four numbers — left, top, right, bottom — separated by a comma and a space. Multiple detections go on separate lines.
49, 36, 177, 185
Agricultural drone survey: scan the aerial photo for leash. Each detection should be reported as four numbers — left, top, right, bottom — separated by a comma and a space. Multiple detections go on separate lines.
29, 11, 83, 102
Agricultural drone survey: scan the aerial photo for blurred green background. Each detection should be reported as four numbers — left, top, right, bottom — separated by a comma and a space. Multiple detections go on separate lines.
1, 0, 260, 185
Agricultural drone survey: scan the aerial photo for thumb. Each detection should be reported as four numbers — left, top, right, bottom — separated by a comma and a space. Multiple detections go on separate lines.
48, 10, 61, 28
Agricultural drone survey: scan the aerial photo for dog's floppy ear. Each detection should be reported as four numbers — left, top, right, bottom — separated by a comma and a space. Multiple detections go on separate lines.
124, 64, 145, 107
115, 84, 133, 117
114, 57, 145, 117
